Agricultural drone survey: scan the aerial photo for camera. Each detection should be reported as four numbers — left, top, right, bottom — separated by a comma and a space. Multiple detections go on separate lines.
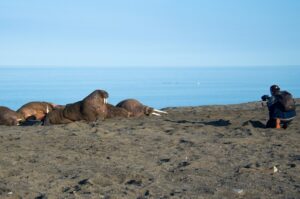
261, 95, 270, 101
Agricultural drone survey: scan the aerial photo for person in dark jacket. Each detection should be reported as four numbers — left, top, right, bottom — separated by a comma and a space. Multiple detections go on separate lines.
261, 85, 296, 129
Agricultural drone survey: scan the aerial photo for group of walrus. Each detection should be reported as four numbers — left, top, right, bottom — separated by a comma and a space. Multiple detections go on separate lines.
0, 89, 167, 126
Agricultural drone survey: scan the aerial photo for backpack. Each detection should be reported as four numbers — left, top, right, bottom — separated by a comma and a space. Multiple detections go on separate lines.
275, 91, 296, 112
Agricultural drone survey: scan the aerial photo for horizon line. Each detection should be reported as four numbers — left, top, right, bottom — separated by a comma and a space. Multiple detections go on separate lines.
0, 64, 299, 68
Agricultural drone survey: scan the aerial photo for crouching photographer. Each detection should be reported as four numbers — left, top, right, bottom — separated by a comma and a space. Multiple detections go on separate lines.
262, 85, 296, 129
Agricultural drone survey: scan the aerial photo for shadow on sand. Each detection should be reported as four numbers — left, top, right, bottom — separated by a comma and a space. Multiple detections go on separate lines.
242, 120, 266, 128
165, 119, 231, 127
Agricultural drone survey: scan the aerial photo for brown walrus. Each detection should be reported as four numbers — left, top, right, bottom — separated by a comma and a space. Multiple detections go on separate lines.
17, 101, 57, 121
116, 99, 167, 117
106, 103, 131, 118
43, 106, 72, 125
0, 106, 23, 126
44, 90, 109, 125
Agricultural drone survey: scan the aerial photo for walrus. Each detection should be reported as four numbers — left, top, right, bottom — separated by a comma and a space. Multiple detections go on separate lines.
106, 103, 131, 118
0, 106, 23, 126
43, 106, 73, 125
44, 90, 109, 125
17, 101, 57, 121
116, 99, 167, 117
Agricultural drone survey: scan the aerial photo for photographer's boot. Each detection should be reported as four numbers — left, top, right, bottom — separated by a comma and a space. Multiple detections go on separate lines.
275, 118, 281, 129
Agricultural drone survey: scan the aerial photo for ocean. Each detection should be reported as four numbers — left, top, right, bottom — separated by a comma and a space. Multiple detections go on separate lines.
0, 66, 299, 110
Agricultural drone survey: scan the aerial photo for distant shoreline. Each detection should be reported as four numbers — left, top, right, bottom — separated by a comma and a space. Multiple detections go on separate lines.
1, 65, 300, 69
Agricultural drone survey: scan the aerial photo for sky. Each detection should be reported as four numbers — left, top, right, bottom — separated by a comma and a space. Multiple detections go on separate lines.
0, 0, 299, 67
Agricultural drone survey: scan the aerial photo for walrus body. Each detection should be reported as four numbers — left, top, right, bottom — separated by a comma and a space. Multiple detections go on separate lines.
17, 101, 56, 121
44, 90, 109, 125
64, 90, 108, 121
116, 99, 152, 117
43, 106, 73, 125
106, 103, 131, 118
0, 106, 23, 126
116, 99, 167, 117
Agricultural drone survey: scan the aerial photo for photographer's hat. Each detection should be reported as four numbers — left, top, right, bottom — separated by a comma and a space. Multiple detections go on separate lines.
270, 85, 280, 94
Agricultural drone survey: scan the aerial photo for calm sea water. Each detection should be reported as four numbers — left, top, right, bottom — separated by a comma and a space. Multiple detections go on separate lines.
0, 66, 299, 110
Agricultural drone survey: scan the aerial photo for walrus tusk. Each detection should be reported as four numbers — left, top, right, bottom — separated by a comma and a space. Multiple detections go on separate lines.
151, 112, 161, 116
46, 105, 49, 113
153, 109, 168, 114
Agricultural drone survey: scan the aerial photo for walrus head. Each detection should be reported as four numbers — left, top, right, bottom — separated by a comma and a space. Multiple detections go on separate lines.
83, 89, 109, 105
144, 106, 168, 116
98, 90, 109, 104
144, 107, 154, 116
16, 117, 24, 126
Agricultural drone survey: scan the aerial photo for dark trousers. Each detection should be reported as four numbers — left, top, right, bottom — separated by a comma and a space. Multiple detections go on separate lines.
267, 104, 296, 129
266, 118, 292, 129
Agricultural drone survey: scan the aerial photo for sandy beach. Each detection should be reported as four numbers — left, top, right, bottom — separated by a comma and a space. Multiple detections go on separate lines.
0, 100, 299, 199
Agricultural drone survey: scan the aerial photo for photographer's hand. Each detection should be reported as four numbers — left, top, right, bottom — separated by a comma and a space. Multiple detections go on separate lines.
261, 95, 269, 101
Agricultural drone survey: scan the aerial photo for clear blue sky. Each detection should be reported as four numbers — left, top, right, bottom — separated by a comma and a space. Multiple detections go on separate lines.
0, 0, 299, 67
